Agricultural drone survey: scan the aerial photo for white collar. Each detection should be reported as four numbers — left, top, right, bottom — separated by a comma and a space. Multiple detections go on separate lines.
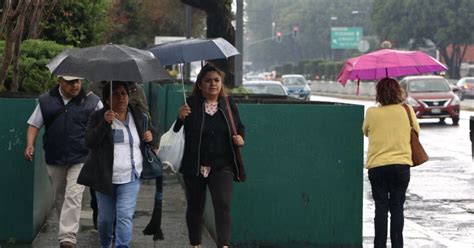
58, 86, 72, 101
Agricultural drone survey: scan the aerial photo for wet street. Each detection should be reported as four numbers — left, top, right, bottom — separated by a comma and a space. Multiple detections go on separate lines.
311, 95, 474, 247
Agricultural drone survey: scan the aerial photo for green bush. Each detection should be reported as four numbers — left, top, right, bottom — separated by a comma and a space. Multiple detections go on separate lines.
0, 39, 71, 93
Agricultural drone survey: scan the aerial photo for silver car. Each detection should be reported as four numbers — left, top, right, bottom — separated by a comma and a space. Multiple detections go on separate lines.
242, 80, 288, 96
455, 77, 474, 100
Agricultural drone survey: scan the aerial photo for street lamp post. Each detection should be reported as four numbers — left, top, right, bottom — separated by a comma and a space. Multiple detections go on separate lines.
351, 10, 360, 27
272, 22, 276, 40
330, 16, 338, 60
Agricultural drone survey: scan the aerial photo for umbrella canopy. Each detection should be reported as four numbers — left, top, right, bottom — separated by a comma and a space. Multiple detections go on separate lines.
47, 44, 172, 83
337, 49, 447, 86
147, 38, 239, 65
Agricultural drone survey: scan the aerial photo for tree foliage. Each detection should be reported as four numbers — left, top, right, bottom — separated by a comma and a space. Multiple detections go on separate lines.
40, 0, 111, 47
107, 0, 205, 49
372, 0, 474, 78
0, 39, 70, 93
0, 0, 59, 92
245, 0, 374, 71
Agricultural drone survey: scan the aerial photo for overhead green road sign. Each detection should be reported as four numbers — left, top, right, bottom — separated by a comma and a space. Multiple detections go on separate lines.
331, 27, 363, 49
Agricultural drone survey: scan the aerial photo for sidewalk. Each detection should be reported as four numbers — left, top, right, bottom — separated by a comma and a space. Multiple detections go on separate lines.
5, 163, 458, 247
30, 172, 215, 248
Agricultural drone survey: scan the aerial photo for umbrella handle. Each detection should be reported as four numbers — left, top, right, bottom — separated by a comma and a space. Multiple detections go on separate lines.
356, 79, 360, 96
181, 63, 186, 104
110, 80, 113, 108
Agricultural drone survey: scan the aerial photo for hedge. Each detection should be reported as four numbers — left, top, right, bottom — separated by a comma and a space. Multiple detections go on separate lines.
0, 39, 71, 93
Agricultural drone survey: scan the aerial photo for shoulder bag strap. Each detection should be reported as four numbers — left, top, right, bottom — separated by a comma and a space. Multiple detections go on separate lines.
402, 104, 414, 129
224, 96, 238, 136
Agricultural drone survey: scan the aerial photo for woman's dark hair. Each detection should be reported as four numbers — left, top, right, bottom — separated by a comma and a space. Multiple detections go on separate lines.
102, 81, 130, 105
375, 77, 405, 106
191, 63, 226, 96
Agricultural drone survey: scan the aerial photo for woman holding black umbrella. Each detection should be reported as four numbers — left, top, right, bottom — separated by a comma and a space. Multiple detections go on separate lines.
175, 63, 245, 248
78, 81, 158, 248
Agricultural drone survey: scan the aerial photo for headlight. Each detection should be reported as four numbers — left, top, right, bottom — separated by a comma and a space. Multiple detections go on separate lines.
406, 96, 420, 107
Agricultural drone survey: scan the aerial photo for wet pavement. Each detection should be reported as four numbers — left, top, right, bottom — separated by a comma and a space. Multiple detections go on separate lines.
312, 94, 474, 248
24, 173, 215, 248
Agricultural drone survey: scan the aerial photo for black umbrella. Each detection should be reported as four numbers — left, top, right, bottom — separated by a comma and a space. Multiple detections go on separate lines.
147, 37, 239, 66
47, 43, 172, 83
148, 38, 239, 103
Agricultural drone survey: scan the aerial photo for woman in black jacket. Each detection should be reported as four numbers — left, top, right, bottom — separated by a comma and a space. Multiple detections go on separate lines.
175, 63, 245, 248
78, 81, 158, 248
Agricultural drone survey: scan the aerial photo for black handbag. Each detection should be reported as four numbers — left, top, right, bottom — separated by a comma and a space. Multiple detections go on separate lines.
141, 114, 163, 179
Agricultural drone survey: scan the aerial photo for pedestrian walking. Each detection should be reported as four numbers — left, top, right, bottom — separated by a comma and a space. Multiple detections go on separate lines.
23, 75, 102, 248
175, 63, 245, 248
88, 80, 160, 233
362, 77, 420, 248
78, 81, 158, 248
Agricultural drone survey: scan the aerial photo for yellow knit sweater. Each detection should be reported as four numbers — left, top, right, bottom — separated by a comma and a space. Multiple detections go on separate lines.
362, 104, 420, 169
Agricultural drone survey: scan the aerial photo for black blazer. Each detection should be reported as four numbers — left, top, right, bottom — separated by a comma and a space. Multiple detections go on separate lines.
174, 94, 245, 177
78, 105, 158, 195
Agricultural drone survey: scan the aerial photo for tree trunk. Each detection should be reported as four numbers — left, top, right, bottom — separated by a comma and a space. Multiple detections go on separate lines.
11, 2, 31, 92
0, 21, 15, 92
27, 0, 44, 39
206, 5, 236, 88
181, 0, 237, 87
0, 0, 29, 92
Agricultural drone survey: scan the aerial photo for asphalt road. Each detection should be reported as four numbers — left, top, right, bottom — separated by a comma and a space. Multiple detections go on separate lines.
311, 94, 474, 248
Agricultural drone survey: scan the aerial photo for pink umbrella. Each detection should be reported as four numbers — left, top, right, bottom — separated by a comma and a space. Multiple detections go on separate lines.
337, 49, 448, 92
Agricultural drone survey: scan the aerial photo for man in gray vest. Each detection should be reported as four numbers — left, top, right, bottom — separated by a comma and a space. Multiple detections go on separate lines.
24, 75, 102, 248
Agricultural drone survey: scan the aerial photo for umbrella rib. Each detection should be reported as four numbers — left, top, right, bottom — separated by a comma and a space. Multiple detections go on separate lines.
392, 50, 403, 78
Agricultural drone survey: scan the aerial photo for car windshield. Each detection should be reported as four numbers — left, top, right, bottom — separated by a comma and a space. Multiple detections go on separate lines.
282, 77, 306, 86
408, 79, 450, 92
464, 79, 474, 84
243, 84, 286, 95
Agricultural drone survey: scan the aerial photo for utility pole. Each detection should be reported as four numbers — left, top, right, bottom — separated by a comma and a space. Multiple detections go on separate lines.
184, 5, 192, 81
234, 0, 243, 86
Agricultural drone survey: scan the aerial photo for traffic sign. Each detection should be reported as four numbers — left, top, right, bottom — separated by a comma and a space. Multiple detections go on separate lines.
331, 27, 363, 49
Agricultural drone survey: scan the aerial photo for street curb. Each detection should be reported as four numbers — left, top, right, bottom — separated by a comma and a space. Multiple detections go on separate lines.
311, 91, 474, 111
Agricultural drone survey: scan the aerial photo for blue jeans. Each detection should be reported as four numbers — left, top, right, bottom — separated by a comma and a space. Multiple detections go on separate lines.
96, 179, 140, 248
368, 164, 410, 248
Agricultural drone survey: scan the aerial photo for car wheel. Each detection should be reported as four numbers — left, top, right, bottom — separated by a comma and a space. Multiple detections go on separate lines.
452, 117, 459, 125
460, 92, 465, 101
439, 117, 446, 123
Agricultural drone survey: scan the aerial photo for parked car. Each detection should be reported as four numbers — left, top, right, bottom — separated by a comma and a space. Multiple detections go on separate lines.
399, 75, 460, 125
455, 77, 474, 100
281, 74, 311, 100
242, 80, 288, 96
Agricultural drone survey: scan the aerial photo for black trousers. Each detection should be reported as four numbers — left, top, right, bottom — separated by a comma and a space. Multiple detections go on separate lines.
368, 164, 410, 248
183, 166, 234, 246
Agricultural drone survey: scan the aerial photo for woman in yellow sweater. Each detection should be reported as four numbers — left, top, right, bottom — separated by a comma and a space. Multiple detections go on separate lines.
362, 77, 420, 248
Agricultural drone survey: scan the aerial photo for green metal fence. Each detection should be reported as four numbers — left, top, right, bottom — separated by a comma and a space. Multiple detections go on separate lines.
0, 98, 53, 243
203, 100, 364, 247
147, 82, 192, 134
